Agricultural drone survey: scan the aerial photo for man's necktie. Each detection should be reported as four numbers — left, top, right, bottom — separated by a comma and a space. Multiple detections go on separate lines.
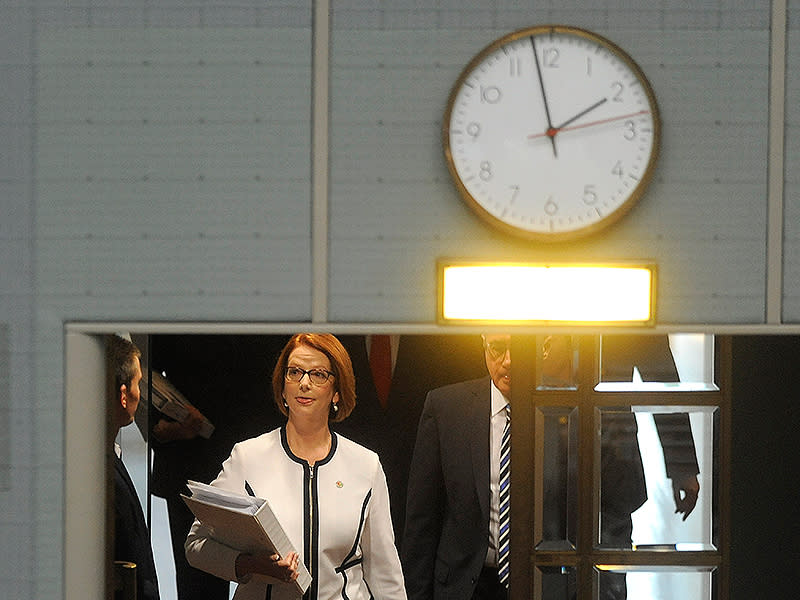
498, 403, 511, 587
369, 335, 392, 409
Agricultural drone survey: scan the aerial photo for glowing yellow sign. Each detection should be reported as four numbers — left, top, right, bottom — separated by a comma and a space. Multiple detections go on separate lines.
439, 262, 656, 325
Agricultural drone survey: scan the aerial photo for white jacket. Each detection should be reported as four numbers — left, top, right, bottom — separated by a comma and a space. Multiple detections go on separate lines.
186, 427, 407, 600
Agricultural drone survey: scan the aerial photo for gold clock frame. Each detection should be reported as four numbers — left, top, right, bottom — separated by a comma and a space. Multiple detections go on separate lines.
442, 25, 662, 242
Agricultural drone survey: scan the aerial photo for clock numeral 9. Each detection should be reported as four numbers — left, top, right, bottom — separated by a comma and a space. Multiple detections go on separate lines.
466, 122, 481, 140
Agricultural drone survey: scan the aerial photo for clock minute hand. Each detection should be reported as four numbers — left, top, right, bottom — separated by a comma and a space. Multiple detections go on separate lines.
531, 35, 558, 158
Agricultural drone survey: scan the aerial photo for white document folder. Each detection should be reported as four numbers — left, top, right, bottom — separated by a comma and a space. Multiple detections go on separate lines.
182, 480, 311, 594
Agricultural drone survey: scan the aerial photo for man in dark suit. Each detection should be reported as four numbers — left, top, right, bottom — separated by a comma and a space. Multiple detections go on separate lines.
402, 333, 511, 600
108, 334, 160, 600
402, 334, 700, 600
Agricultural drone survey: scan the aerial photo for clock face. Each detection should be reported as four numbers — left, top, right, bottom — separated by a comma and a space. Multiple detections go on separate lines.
443, 25, 660, 241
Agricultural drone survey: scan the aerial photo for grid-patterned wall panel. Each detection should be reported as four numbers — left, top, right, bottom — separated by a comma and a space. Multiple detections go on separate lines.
783, 2, 800, 321
36, 28, 313, 322
0, 323, 8, 491
329, 3, 771, 323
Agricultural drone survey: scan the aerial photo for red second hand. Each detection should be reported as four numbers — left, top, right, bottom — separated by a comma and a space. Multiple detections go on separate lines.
529, 110, 650, 140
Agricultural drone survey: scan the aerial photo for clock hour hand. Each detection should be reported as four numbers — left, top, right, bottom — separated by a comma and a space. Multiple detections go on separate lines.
553, 97, 607, 131
531, 35, 558, 158
536, 97, 608, 142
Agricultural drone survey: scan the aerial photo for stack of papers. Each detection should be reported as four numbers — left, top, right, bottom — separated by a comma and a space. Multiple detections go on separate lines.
182, 480, 311, 594
186, 481, 262, 514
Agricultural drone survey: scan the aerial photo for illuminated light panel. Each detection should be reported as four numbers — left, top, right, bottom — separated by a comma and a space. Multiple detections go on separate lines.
439, 263, 655, 325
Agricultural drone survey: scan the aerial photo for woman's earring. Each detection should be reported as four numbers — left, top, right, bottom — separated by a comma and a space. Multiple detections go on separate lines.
283, 399, 289, 409
332, 403, 339, 413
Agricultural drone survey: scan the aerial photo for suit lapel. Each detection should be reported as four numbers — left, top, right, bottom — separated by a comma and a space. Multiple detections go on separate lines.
468, 378, 491, 522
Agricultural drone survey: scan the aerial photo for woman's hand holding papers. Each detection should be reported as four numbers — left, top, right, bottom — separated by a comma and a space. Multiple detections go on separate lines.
235, 550, 300, 585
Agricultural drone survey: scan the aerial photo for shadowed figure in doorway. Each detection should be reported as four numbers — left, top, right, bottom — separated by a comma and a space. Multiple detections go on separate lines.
541, 334, 699, 600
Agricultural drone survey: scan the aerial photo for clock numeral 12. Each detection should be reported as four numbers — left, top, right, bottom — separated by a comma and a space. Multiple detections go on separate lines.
543, 48, 559, 68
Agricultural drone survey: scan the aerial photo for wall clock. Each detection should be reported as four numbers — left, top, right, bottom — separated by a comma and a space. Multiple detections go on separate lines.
443, 25, 660, 241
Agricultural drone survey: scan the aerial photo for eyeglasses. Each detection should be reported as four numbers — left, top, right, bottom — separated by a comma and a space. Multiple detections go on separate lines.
485, 340, 510, 361
284, 366, 335, 386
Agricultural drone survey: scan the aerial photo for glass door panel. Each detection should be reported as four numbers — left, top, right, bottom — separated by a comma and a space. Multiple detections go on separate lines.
596, 334, 717, 392
538, 334, 580, 390
525, 334, 726, 600
597, 566, 716, 600
536, 406, 579, 550
597, 406, 718, 551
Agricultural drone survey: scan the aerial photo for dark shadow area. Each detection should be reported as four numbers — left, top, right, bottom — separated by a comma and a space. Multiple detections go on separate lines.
730, 336, 799, 600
